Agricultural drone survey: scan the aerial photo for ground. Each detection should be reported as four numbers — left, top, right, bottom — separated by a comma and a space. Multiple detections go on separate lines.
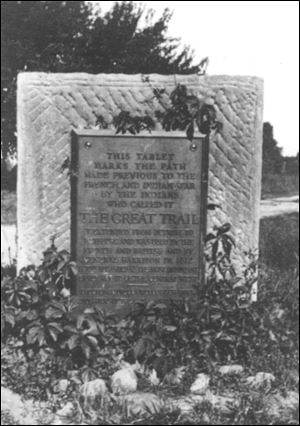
1, 182, 299, 425
260, 195, 299, 218
261, 173, 299, 199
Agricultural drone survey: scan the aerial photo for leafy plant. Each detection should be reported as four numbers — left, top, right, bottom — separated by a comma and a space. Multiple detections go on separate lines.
155, 83, 222, 140
1, 240, 78, 350
2, 276, 32, 308
1, 257, 17, 280
36, 236, 78, 294
25, 317, 63, 349
205, 223, 237, 280
64, 324, 98, 366
95, 81, 222, 142
113, 111, 155, 135
1, 302, 16, 336
117, 224, 263, 376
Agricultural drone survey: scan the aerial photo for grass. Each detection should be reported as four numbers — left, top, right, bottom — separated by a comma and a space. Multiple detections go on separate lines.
259, 212, 299, 269
261, 173, 299, 199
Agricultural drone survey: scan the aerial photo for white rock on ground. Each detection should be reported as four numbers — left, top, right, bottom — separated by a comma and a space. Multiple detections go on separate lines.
190, 373, 210, 395
111, 367, 138, 395
245, 372, 276, 389
148, 368, 161, 386
78, 379, 108, 414
53, 379, 70, 394
1, 386, 51, 425
204, 391, 237, 415
218, 364, 244, 376
264, 391, 299, 419
1, 387, 24, 420
56, 401, 76, 418
174, 399, 195, 416
120, 392, 163, 418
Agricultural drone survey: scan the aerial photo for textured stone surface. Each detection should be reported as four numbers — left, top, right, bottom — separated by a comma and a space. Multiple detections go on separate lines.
17, 73, 263, 269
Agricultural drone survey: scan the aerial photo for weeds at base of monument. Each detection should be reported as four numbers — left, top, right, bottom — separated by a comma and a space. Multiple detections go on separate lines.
2, 224, 262, 384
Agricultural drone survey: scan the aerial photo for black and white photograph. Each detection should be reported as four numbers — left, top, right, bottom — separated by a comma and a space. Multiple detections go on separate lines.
1, 1, 299, 424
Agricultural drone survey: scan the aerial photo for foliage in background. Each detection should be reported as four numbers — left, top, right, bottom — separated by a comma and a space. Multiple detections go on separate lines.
1, 190, 17, 225
260, 122, 299, 200
262, 122, 284, 175
261, 173, 299, 199
262, 122, 299, 176
1, 164, 17, 192
1, 0, 200, 157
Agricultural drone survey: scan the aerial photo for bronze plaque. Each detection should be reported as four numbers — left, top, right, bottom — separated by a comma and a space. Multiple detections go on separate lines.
71, 130, 209, 306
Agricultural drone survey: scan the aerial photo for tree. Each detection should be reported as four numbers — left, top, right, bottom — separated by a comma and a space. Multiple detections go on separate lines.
1, 1, 197, 157
262, 122, 283, 175
84, 2, 197, 75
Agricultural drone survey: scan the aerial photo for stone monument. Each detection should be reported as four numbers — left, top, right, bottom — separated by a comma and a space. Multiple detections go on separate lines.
17, 73, 263, 303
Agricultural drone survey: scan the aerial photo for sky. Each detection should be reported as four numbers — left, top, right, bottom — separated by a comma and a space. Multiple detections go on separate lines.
90, 1, 299, 156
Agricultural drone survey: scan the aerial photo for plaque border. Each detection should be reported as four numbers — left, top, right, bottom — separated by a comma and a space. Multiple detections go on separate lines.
71, 130, 209, 300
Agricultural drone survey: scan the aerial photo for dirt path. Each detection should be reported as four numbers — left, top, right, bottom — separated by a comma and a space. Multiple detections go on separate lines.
260, 195, 299, 219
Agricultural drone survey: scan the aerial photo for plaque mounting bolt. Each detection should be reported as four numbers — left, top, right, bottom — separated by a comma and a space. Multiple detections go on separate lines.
85, 141, 92, 149
190, 142, 197, 152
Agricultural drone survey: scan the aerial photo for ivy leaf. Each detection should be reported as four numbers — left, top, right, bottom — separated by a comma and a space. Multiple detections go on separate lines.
86, 335, 98, 348
48, 321, 64, 334
207, 203, 221, 211
186, 121, 194, 141
67, 334, 79, 350
212, 240, 219, 261
153, 88, 166, 100
205, 233, 216, 243
225, 234, 236, 248
26, 325, 40, 345
82, 342, 91, 360
221, 235, 233, 258
45, 301, 66, 319
128, 126, 136, 135
48, 327, 59, 342
217, 223, 231, 235
96, 115, 108, 129
134, 337, 147, 360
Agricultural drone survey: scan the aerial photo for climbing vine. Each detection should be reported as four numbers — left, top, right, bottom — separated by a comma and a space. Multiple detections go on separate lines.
62, 76, 222, 175
95, 76, 222, 140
